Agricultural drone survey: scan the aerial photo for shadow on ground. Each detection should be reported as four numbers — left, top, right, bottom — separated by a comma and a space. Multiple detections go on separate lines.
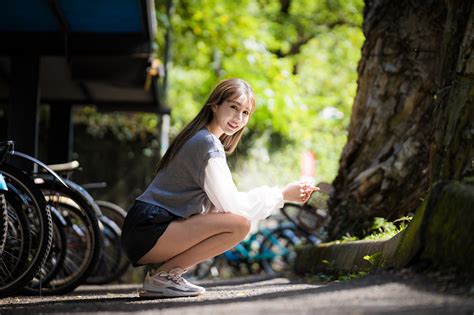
0, 270, 472, 314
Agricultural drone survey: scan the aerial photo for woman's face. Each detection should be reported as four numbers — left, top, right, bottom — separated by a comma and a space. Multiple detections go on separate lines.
209, 95, 252, 137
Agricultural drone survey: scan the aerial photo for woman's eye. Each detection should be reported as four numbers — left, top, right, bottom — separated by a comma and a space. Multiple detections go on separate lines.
230, 105, 238, 110
243, 111, 249, 116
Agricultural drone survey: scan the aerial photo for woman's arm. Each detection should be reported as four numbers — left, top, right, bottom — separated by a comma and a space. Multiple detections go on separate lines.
203, 156, 284, 221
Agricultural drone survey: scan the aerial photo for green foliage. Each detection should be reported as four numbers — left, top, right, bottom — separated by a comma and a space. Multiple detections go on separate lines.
75, 0, 364, 183
363, 252, 381, 265
339, 233, 359, 243
74, 107, 159, 142
364, 216, 413, 240
157, 0, 363, 184
367, 217, 398, 238
337, 271, 367, 281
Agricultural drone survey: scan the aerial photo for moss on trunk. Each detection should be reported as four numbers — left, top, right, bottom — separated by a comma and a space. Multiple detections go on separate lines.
420, 180, 474, 274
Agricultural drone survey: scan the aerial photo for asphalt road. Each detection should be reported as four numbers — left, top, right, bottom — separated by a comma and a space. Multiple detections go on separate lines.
1, 270, 473, 314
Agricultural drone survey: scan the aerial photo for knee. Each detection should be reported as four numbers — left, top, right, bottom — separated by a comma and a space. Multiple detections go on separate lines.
231, 214, 251, 238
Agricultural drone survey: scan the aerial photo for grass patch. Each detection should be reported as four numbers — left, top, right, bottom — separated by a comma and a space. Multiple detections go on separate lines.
337, 215, 413, 243
304, 271, 368, 284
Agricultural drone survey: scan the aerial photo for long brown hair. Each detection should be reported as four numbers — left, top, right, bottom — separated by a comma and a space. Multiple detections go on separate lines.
156, 78, 256, 173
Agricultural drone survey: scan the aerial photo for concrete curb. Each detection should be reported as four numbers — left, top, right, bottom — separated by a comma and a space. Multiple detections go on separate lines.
294, 179, 474, 277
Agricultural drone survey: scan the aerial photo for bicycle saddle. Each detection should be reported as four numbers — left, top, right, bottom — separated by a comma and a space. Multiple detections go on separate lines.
47, 160, 80, 173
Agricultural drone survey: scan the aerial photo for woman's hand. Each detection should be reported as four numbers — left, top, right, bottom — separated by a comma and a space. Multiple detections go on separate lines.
281, 182, 319, 203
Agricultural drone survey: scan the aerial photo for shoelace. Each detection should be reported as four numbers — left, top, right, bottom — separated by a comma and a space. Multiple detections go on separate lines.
165, 273, 186, 285
152, 270, 184, 284
152, 267, 189, 285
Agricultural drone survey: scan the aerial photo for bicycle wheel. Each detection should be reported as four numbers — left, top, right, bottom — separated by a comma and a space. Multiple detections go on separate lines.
229, 236, 266, 276
2, 197, 31, 282
280, 203, 303, 227
86, 200, 129, 284
86, 215, 122, 284
280, 202, 327, 243
189, 258, 217, 280
189, 255, 232, 279
0, 193, 7, 255
0, 164, 52, 298
25, 206, 68, 289
259, 227, 301, 274
94, 200, 126, 227
23, 179, 101, 295
23, 200, 100, 295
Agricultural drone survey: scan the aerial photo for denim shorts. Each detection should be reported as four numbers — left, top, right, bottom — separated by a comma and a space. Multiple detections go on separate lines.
121, 200, 181, 267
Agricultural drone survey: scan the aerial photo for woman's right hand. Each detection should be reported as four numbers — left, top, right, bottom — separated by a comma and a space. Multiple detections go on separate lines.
281, 182, 319, 203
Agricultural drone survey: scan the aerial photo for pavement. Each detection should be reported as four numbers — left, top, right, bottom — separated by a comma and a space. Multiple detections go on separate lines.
1, 270, 473, 314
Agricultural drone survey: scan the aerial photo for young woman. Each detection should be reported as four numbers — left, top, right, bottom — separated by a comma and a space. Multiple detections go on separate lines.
121, 78, 319, 298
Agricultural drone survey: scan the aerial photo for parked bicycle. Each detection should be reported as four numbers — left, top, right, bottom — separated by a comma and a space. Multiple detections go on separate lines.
0, 141, 55, 298
0, 140, 129, 298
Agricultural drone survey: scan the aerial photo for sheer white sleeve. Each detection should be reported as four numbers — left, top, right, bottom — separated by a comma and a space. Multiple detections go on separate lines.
203, 156, 284, 221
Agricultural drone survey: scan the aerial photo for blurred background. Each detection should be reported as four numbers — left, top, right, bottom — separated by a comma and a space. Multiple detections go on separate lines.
47, 0, 364, 210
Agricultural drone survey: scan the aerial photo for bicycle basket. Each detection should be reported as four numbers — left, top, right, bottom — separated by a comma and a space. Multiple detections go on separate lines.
297, 191, 330, 233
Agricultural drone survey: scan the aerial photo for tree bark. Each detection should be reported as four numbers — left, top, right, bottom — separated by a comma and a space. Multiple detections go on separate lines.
328, 0, 474, 239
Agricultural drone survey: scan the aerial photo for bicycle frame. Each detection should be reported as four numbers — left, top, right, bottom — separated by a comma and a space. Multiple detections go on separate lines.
0, 174, 7, 192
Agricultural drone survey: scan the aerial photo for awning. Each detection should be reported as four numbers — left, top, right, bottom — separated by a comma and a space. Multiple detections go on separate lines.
0, 0, 166, 159
0, 0, 161, 111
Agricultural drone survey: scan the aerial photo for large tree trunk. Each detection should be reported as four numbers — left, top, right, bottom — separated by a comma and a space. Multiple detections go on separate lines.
328, 0, 474, 239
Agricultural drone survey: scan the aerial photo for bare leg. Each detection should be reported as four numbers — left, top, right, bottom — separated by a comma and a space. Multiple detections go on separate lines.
137, 212, 251, 271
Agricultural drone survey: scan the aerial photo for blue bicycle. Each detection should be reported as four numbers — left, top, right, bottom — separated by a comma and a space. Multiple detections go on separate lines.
190, 220, 303, 279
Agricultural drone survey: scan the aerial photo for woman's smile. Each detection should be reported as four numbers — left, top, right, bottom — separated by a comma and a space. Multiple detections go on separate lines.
227, 121, 239, 130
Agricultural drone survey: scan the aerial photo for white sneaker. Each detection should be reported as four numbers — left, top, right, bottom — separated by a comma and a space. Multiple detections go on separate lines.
139, 267, 206, 298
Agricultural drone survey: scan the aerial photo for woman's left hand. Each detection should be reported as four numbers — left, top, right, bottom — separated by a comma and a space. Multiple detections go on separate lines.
299, 182, 319, 203
282, 182, 319, 203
